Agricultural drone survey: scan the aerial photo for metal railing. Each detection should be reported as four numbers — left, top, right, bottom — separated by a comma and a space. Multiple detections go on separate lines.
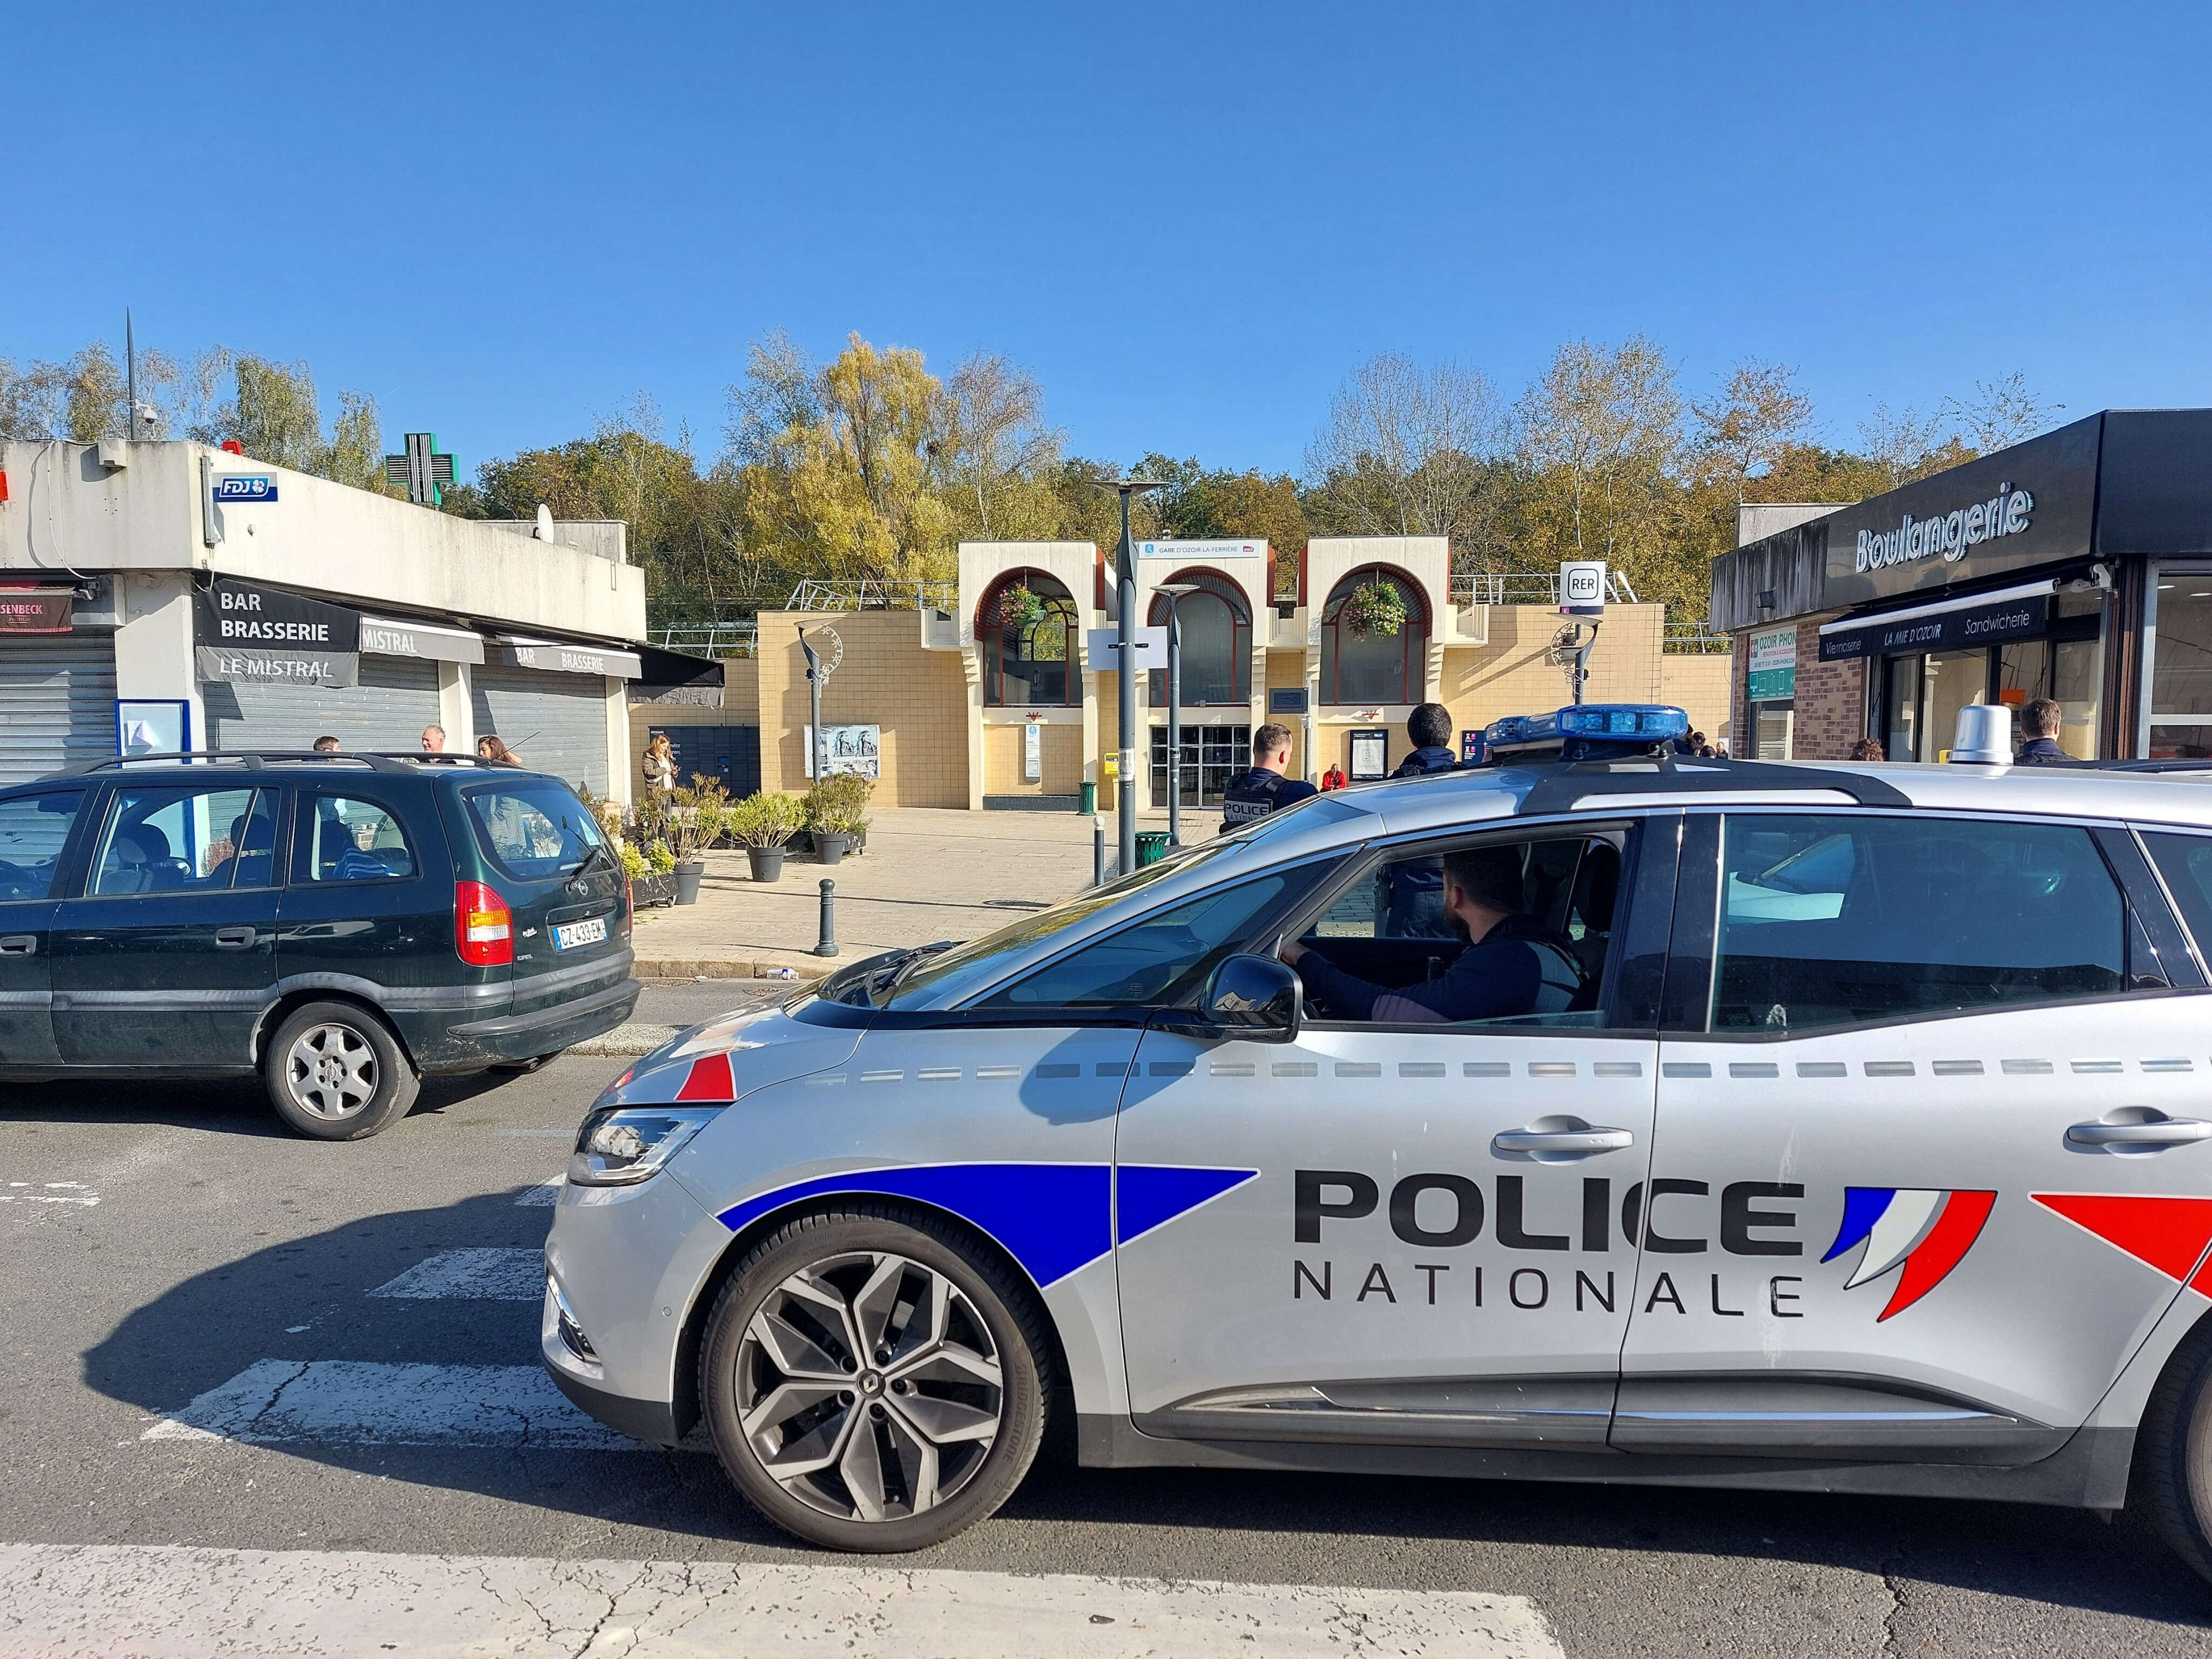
1664, 628, 1734, 655
786, 578, 957, 613
651, 621, 758, 657
1450, 570, 1641, 606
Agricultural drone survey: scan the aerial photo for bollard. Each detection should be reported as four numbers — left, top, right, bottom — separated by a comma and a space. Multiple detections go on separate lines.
1094, 818, 1105, 887
814, 878, 839, 957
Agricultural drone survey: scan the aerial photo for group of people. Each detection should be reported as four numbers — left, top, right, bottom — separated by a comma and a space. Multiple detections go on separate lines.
1842, 696, 2070, 764
298, 726, 520, 764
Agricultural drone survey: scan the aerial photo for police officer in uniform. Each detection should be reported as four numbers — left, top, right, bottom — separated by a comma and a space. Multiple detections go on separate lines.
1281, 845, 1582, 1022
1390, 703, 1459, 777
1220, 722, 1318, 833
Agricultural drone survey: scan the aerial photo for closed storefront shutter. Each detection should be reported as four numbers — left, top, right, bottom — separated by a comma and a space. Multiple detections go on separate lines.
0, 634, 117, 785
204, 656, 442, 756
471, 664, 609, 794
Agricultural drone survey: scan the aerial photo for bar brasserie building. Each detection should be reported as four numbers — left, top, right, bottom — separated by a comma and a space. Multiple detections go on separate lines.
1712, 410, 2212, 761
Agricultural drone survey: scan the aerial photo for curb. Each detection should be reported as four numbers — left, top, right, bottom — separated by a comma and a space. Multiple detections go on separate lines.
632, 960, 828, 983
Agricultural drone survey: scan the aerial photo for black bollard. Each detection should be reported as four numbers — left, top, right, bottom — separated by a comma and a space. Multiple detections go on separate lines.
814, 878, 839, 957
1094, 818, 1105, 887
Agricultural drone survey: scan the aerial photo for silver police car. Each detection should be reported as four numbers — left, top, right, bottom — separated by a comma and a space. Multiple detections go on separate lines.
543, 703, 2212, 1573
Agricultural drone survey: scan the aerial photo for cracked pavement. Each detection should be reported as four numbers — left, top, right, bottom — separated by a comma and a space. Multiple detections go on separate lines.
2, 1048, 2209, 1656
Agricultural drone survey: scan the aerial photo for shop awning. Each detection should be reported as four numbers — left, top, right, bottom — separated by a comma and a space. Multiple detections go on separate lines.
489, 636, 644, 679
1817, 578, 2055, 664
358, 615, 485, 664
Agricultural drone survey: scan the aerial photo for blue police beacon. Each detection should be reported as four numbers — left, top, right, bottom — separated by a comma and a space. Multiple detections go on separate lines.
1473, 704, 1691, 766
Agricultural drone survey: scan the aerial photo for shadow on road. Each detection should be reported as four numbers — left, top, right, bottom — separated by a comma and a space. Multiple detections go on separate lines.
1, 1069, 524, 1138
78, 1185, 2212, 1625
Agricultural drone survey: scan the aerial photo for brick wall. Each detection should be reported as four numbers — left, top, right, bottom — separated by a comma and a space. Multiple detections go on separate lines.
757, 611, 970, 807
1729, 615, 1865, 759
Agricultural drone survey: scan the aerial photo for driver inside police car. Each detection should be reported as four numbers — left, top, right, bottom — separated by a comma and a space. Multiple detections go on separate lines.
1279, 845, 1581, 1022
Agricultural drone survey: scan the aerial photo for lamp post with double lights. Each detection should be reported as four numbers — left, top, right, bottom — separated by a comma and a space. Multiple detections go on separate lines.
1152, 582, 1201, 847
1089, 474, 1167, 874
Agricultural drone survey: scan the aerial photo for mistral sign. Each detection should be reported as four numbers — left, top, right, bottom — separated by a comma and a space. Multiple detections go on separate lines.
1855, 483, 2034, 575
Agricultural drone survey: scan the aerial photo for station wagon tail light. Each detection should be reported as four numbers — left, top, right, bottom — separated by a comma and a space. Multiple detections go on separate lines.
455, 880, 513, 966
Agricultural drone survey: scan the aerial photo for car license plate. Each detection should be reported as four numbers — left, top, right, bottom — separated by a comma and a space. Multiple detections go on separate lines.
553, 916, 608, 952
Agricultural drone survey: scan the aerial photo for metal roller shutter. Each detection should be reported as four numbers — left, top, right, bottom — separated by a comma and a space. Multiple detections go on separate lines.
471, 664, 609, 794
204, 656, 442, 756
0, 634, 117, 785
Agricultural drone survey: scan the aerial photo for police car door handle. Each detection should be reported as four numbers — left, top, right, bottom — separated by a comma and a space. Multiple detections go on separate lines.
1492, 1125, 1636, 1156
2066, 1117, 2212, 1149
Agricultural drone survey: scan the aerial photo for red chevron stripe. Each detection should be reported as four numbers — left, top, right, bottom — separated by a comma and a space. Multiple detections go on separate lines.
1879, 1190, 1995, 1321
676, 1050, 736, 1102
2031, 1194, 2212, 1283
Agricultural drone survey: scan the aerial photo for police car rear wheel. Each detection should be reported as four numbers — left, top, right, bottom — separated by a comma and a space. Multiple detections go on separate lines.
700, 1208, 1048, 1552
2136, 1312, 2212, 1586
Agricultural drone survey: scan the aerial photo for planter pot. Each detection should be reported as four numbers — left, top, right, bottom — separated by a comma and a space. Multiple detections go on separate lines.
815, 832, 849, 865
746, 846, 786, 883
632, 871, 677, 909
673, 860, 706, 905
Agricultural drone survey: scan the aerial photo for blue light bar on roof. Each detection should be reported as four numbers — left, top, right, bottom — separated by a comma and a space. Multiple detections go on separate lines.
1481, 704, 1690, 759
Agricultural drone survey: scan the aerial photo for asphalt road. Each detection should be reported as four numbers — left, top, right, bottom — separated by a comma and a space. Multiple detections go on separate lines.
3, 1027, 2209, 1656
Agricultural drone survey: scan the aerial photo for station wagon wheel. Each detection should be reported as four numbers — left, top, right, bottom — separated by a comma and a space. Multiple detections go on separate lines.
261, 1000, 420, 1142
701, 1209, 1049, 1552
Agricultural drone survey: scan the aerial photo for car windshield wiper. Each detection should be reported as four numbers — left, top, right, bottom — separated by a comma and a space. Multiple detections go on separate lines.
875, 940, 957, 1006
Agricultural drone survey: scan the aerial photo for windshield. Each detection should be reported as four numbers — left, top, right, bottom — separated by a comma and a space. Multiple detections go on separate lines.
461, 779, 605, 881
874, 839, 1238, 1008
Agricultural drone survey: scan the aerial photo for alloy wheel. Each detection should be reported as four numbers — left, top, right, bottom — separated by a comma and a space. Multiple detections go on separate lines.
285, 1022, 379, 1120
733, 1250, 1004, 1523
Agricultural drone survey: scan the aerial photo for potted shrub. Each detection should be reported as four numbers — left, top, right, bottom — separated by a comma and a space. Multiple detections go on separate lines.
725, 790, 804, 882
663, 774, 730, 905
1339, 578, 1406, 639
628, 840, 678, 908
805, 771, 875, 864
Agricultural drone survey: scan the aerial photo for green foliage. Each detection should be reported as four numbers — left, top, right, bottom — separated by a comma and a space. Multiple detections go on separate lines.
724, 790, 805, 849
805, 770, 874, 837
1339, 579, 1406, 639
618, 842, 649, 881
645, 841, 677, 873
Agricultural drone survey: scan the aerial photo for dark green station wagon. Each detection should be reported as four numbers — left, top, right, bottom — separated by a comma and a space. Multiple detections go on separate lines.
0, 752, 639, 1139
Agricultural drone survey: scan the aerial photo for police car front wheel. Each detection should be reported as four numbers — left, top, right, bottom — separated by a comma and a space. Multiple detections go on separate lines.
699, 1206, 1050, 1551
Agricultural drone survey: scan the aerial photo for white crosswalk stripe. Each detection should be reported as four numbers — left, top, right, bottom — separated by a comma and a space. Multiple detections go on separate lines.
514, 1177, 562, 1206
368, 1246, 543, 1299
142, 1360, 638, 1450
0, 1545, 1565, 1657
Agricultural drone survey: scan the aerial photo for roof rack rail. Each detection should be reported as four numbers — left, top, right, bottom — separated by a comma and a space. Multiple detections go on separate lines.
60, 750, 415, 776
2081, 758, 2212, 774
1515, 753, 1912, 817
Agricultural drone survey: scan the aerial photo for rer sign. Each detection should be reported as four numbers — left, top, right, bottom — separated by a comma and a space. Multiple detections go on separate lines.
213, 474, 279, 503
1560, 561, 1606, 616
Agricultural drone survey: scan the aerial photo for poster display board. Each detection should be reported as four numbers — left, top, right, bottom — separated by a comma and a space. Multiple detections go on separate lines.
805, 724, 881, 779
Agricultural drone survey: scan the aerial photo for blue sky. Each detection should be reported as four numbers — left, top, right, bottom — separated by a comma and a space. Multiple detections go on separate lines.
5, 2, 2207, 476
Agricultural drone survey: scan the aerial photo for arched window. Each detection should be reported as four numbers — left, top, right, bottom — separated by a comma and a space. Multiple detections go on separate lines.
979, 570, 1078, 707
1320, 566, 1429, 705
1146, 570, 1252, 706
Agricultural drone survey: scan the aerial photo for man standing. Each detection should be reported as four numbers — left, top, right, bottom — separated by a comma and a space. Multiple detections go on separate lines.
2017, 698, 2067, 763
312, 736, 341, 753
421, 725, 447, 753
1220, 723, 1317, 833
1391, 703, 1458, 777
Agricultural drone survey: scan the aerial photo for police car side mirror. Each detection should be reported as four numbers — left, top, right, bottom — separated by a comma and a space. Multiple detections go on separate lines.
1201, 954, 1301, 1043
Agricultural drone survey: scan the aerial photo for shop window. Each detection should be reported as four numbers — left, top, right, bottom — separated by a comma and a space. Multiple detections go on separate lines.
1319, 567, 1429, 706
2150, 577, 2212, 759
980, 571, 1078, 708
1146, 572, 1251, 707
1149, 724, 1252, 807
1710, 814, 2125, 1033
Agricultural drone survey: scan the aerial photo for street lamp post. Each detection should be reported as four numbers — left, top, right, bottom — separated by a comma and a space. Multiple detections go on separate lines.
1089, 475, 1166, 875
1153, 582, 1201, 848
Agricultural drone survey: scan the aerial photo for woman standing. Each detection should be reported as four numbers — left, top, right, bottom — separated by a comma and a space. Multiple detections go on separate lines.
642, 732, 677, 794
477, 734, 520, 766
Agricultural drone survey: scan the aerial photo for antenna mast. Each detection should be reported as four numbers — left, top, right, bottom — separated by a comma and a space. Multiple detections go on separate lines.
125, 309, 135, 440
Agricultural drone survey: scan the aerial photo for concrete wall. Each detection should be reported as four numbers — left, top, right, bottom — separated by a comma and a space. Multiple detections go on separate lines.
757, 611, 970, 807
1658, 651, 1734, 746
0, 441, 645, 645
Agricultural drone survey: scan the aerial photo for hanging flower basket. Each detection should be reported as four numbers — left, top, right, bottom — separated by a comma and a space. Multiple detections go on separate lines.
1340, 579, 1406, 639
997, 584, 1046, 630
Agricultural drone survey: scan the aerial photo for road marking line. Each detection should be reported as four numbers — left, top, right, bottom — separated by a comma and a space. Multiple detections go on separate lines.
0, 1545, 1565, 1658
515, 1178, 562, 1206
141, 1360, 638, 1450
0, 1181, 99, 1208
369, 1247, 543, 1300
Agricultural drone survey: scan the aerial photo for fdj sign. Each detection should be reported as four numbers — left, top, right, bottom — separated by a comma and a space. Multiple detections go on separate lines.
212, 474, 279, 503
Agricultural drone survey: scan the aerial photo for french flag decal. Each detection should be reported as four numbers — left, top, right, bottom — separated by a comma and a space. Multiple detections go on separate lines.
1820, 1187, 1997, 1320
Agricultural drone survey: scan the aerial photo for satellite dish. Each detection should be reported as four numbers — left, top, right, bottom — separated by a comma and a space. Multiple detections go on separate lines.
534, 503, 556, 540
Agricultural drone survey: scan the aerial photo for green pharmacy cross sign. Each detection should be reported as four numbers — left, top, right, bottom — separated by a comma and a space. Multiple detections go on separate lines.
384, 432, 457, 507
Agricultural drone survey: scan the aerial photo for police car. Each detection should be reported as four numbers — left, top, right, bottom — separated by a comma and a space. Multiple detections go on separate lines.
543, 702, 2212, 1573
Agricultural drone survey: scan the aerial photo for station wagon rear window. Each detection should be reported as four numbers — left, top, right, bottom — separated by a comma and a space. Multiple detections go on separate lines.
463, 781, 604, 881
